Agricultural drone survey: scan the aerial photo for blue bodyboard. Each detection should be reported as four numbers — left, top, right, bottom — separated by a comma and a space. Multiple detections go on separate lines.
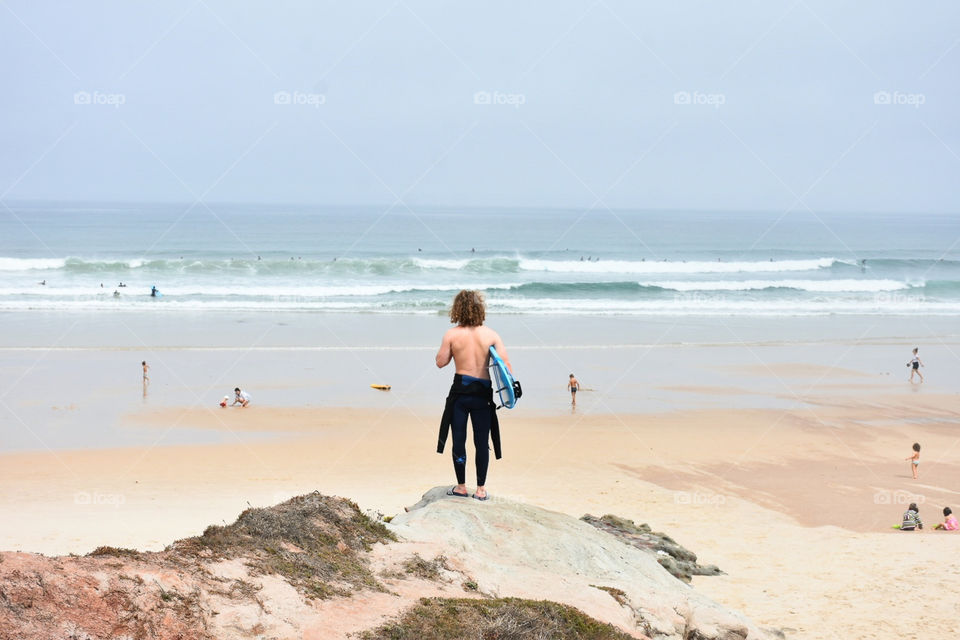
489, 346, 519, 409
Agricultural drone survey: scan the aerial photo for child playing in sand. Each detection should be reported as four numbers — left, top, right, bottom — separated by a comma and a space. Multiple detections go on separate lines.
900, 503, 923, 531
567, 373, 580, 406
906, 442, 920, 480
907, 347, 924, 383
141, 360, 150, 386
934, 507, 958, 530
232, 387, 251, 408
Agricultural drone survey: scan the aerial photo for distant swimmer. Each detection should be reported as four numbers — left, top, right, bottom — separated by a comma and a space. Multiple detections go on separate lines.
907, 347, 924, 384
150, 286, 159, 297
232, 387, 251, 407
113, 290, 120, 297
118, 282, 126, 287
39, 280, 46, 286
567, 373, 580, 406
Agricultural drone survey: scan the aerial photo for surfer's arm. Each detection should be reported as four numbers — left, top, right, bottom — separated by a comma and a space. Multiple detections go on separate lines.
435, 332, 453, 368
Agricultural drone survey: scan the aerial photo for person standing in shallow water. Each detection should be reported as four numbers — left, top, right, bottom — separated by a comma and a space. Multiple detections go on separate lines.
567, 373, 580, 406
435, 290, 512, 501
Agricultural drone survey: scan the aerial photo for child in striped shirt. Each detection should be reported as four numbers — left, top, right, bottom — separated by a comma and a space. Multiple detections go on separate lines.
900, 503, 923, 531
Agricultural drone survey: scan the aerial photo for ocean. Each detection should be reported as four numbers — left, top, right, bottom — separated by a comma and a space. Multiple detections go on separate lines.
2, 203, 958, 317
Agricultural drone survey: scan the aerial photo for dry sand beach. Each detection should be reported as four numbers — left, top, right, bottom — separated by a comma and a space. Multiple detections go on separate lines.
1, 314, 959, 639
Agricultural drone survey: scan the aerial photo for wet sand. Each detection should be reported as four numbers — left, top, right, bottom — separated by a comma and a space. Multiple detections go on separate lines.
2, 314, 960, 639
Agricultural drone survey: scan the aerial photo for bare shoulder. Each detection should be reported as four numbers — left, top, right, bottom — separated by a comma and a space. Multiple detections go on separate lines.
479, 325, 500, 341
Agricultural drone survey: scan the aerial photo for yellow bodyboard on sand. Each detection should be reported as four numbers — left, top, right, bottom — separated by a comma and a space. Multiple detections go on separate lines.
370, 384, 391, 391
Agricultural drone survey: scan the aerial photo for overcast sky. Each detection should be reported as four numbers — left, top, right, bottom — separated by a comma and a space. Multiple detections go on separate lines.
1, 1, 958, 213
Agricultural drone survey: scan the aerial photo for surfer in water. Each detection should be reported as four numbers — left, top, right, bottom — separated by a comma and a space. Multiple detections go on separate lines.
435, 290, 512, 501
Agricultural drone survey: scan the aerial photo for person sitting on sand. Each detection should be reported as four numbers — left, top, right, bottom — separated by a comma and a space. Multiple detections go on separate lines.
567, 373, 580, 406
934, 507, 958, 531
435, 290, 512, 502
232, 387, 251, 408
906, 442, 920, 480
900, 503, 923, 531
907, 347, 924, 384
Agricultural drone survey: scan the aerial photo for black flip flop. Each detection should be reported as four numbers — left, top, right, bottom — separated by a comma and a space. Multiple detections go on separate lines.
472, 493, 490, 501
446, 487, 469, 498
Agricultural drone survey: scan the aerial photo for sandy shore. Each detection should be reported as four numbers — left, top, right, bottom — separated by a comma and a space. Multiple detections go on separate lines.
2, 314, 960, 639
3, 386, 960, 639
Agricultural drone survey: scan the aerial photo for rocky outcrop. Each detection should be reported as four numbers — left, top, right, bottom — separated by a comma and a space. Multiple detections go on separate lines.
581, 514, 724, 583
0, 489, 780, 640
391, 487, 779, 639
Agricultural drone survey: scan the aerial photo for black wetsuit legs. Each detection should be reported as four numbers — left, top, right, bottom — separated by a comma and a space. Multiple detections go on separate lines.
451, 394, 492, 486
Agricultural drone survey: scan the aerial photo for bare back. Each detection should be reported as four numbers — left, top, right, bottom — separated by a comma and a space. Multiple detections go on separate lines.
436, 324, 511, 377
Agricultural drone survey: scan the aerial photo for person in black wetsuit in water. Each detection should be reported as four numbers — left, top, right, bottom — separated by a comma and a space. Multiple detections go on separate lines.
435, 290, 513, 501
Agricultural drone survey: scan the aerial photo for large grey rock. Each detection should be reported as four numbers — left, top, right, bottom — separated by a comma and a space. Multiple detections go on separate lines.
389, 486, 778, 640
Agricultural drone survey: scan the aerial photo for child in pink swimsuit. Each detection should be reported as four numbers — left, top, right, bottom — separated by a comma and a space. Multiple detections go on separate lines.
935, 507, 959, 530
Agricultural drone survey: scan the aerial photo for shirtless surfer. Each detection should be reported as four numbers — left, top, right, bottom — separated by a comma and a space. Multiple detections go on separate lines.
435, 290, 512, 501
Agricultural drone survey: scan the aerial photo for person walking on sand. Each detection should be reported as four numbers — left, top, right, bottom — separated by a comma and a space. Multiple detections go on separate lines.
567, 373, 580, 406
141, 361, 150, 386
906, 442, 921, 480
435, 290, 512, 502
232, 387, 251, 407
907, 347, 924, 384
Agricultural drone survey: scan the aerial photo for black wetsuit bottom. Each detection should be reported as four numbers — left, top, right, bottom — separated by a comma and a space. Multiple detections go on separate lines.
451, 394, 492, 486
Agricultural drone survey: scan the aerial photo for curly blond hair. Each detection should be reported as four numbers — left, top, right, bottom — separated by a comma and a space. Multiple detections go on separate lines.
449, 290, 485, 327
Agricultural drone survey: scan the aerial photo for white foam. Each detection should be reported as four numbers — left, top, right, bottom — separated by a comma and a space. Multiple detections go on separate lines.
643, 279, 912, 292
0, 297, 955, 316
0, 282, 517, 297
0, 257, 66, 271
519, 257, 839, 274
